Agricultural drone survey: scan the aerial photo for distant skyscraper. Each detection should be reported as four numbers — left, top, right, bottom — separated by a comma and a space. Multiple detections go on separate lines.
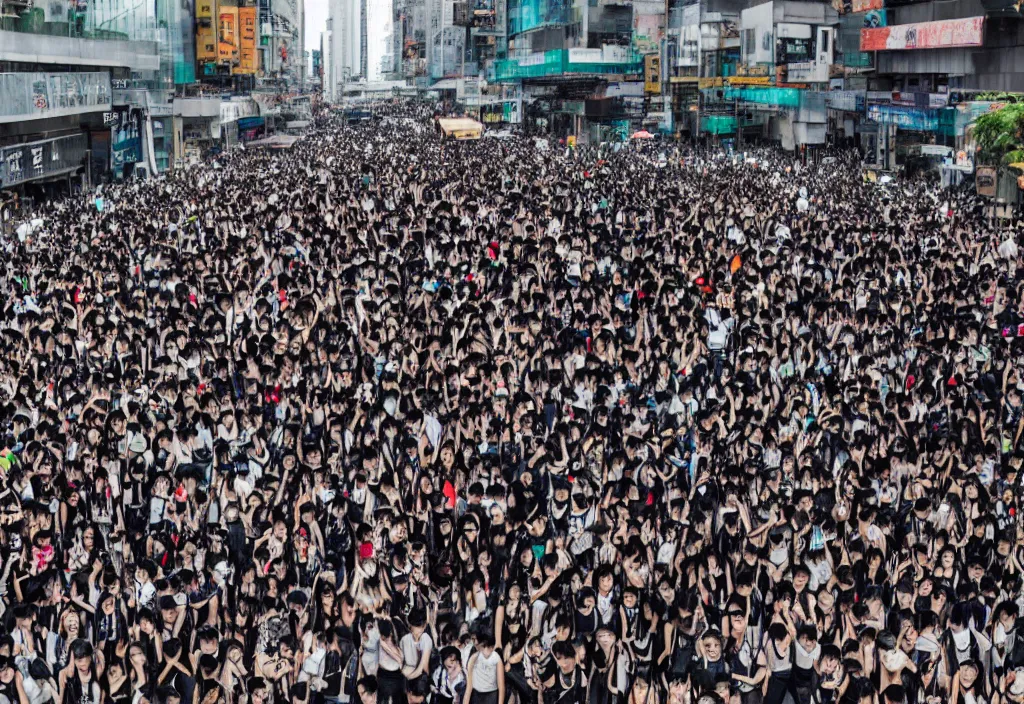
327, 0, 364, 93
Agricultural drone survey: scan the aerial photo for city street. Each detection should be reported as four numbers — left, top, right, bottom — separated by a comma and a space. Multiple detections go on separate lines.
2, 102, 1024, 704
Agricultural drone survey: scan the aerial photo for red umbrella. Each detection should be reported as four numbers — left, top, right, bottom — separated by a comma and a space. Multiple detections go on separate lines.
631, 130, 654, 139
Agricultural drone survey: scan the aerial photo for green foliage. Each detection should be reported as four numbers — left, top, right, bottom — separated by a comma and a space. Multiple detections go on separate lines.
974, 92, 1024, 103
974, 103, 1024, 165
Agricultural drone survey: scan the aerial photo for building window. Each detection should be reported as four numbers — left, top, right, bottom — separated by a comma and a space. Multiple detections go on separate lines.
743, 28, 755, 56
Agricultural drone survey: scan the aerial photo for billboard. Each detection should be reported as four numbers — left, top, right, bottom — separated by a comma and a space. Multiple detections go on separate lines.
236, 7, 258, 73
218, 7, 239, 63
644, 54, 661, 95
860, 16, 984, 50
196, 0, 213, 18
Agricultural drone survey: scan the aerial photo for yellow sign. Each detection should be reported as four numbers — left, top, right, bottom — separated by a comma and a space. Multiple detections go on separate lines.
644, 54, 661, 95
737, 64, 771, 77
728, 76, 771, 86
197, 25, 217, 61
196, 0, 213, 19
235, 6, 258, 74
670, 77, 700, 84
697, 77, 724, 89
218, 7, 239, 63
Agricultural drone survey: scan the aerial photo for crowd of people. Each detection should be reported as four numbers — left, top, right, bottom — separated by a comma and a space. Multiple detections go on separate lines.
0, 100, 1023, 704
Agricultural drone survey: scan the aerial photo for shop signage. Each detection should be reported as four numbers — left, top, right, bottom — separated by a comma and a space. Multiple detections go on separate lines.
0, 133, 87, 187
860, 16, 985, 51
728, 76, 771, 85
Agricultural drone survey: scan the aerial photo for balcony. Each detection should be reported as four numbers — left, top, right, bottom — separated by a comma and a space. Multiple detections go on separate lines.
0, 72, 112, 124
494, 47, 643, 81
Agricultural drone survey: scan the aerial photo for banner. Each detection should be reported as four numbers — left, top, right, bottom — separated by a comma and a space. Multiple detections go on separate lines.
851, 0, 883, 10
860, 16, 984, 51
236, 7, 258, 74
218, 8, 239, 63
197, 25, 217, 61
111, 108, 142, 177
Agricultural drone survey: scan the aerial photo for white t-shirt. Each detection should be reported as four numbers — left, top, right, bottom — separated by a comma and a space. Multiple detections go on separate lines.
795, 641, 821, 670
400, 631, 432, 671
471, 650, 501, 693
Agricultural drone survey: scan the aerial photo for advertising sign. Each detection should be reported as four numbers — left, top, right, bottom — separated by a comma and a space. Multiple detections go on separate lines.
236, 7, 258, 73
196, 0, 212, 18
0, 134, 87, 187
976, 166, 997, 197
644, 54, 661, 95
867, 104, 940, 130
218, 8, 239, 63
860, 16, 984, 51
851, 0, 883, 11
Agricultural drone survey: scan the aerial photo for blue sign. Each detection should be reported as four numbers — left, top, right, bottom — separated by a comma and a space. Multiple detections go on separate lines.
867, 104, 939, 131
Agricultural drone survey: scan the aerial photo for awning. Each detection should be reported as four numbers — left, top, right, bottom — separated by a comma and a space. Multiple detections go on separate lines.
437, 117, 484, 140
285, 120, 310, 129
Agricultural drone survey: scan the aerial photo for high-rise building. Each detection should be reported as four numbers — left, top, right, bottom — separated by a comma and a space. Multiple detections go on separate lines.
494, 0, 647, 140
321, 27, 334, 96
327, 0, 365, 94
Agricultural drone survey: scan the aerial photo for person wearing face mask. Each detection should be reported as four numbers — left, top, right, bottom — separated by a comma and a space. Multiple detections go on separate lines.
942, 606, 991, 681
993, 603, 1024, 673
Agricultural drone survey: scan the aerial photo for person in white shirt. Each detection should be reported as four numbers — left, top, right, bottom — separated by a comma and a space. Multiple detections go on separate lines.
399, 610, 433, 685
463, 635, 504, 704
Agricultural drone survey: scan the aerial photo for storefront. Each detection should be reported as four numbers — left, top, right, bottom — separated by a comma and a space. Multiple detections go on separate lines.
0, 133, 89, 196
